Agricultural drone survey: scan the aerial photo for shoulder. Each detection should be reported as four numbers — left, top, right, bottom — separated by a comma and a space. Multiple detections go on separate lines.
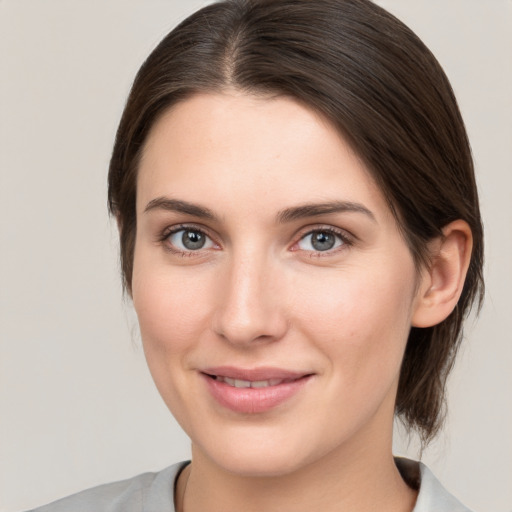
25, 461, 189, 512
395, 457, 473, 512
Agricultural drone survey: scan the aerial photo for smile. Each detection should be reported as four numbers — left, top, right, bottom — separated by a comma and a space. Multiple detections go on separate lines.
212, 376, 295, 388
201, 367, 313, 414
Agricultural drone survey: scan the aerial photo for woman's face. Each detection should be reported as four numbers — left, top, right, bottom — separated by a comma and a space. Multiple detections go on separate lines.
132, 92, 425, 476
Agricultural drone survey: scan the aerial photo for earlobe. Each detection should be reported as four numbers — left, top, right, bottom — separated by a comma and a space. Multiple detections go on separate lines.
412, 220, 473, 328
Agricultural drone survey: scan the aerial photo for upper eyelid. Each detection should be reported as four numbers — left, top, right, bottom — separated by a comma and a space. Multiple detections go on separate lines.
294, 224, 355, 242
158, 223, 218, 248
162, 223, 213, 238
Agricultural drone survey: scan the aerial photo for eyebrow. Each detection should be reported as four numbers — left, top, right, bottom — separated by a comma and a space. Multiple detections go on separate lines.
276, 201, 376, 224
144, 197, 375, 223
144, 197, 216, 220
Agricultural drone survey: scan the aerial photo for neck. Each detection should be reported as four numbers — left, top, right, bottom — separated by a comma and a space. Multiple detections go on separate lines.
176, 431, 417, 512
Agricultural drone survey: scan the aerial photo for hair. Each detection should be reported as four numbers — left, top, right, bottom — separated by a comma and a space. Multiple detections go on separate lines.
108, 0, 484, 444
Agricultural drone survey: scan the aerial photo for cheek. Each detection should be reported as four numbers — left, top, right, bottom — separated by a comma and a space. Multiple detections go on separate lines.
131, 250, 214, 364
131, 254, 217, 426
292, 261, 416, 383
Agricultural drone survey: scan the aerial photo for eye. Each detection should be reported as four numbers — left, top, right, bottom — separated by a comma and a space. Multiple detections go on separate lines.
167, 228, 216, 252
296, 229, 345, 252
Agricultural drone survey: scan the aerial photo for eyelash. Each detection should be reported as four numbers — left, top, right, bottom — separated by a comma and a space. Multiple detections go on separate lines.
292, 226, 353, 257
157, 224, 354, 257
158, 224, 218, 257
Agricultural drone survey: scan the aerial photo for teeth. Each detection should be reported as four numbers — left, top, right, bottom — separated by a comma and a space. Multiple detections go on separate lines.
233, 378, 252, 388
216, 376, 285, 388
251, 380, 270, 388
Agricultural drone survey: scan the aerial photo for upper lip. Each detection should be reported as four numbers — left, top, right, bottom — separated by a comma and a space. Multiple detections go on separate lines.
201, 366, 312, 381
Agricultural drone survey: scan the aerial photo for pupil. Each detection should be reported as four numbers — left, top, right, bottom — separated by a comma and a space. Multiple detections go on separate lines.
311, 231, 335, 251
182, 230, 205, 250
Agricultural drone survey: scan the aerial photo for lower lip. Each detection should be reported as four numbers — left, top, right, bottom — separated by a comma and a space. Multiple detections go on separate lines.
202, 374, 312, 414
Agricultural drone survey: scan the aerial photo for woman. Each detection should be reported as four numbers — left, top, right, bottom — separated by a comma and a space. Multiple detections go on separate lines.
27, 0, 484, 510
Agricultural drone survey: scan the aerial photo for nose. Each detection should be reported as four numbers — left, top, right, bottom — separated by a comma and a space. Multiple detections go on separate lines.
212, 252, 289, 347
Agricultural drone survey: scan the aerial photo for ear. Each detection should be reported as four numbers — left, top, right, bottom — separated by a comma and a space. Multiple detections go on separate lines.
412, 220, 473, 328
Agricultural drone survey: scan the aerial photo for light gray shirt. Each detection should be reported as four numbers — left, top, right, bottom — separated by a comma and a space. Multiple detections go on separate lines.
26, 458, 472, 512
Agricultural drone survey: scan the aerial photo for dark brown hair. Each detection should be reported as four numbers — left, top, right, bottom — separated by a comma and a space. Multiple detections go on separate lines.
108, 0, 484, 444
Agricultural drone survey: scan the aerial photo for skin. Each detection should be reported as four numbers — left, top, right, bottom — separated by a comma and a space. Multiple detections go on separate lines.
131, 92, 471, 512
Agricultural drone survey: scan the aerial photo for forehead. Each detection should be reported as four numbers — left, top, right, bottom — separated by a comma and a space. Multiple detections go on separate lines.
137, 92, 390, 222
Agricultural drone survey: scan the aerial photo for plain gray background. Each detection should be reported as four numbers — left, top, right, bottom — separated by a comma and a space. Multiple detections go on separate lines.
1, 1, 511, 511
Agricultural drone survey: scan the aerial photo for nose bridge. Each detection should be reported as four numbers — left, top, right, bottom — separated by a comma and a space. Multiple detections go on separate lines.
213, 246, 287, 346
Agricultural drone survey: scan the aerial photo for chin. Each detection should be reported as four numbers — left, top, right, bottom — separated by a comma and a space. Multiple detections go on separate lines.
190, 422, 341, 479
204, 447, 312, 478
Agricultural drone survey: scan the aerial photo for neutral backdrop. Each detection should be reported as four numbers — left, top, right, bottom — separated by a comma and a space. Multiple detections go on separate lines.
1, 1, 511, 511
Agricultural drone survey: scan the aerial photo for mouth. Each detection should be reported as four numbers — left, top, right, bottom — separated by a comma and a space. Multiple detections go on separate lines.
208, 375, 298, 388
200, 367, 314, 414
